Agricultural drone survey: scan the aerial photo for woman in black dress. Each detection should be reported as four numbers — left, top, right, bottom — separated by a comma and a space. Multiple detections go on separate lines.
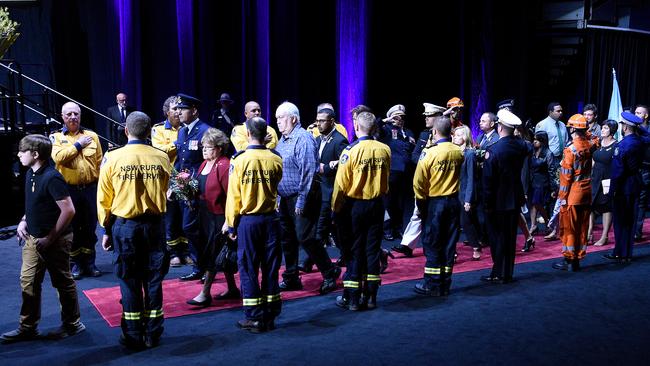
587, 119, 618, 246
528, 131, 556, 235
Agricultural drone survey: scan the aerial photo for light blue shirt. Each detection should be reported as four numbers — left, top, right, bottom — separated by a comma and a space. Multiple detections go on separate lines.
535, 116, 568, 157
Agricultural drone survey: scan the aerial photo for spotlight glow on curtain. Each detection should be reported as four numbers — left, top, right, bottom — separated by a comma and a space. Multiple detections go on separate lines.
337, 0, 367, 141
114, 0, 131, 82
176, 0, 195, 93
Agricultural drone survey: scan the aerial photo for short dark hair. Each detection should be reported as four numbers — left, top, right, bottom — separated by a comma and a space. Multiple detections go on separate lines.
547, 102, 561, 113
126, 111, 151, 139
583, 103, 598, 115
317, 108, 336, 120
602, 119, 618, 135
246, 117, 268, 141
434, 117, 452, 137
484, 112, 497, 123
19, 134, 52, 161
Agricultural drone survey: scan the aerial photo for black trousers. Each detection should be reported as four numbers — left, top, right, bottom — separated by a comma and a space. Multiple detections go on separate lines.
487, 209, 519, 280
614, 194, 639, 259
112, 215, 169, 341
420, 196, 461, 289
383, 170, 406, 235
279, 191, 336, 282
340, 198, 383, 300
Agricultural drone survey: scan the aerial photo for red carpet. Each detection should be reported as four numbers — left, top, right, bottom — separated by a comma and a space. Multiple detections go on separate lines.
85, 226, 625, 327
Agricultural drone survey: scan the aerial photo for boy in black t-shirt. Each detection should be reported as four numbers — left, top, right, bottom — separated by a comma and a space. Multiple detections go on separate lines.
1, 134, 85, 343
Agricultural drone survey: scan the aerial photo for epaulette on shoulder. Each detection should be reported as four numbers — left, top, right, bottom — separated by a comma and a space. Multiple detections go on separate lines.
344, 139, 360, 151
269, 148, 282, 158
231, 150, 246, 160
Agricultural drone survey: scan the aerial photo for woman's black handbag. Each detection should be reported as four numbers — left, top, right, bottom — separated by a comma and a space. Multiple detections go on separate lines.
215, 235, 238, 274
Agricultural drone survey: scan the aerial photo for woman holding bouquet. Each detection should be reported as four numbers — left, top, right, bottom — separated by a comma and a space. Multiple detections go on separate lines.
187, 128, 240, 307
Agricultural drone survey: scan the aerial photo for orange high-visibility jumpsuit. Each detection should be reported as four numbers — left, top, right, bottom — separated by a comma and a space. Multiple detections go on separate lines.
558, 134, 599, 260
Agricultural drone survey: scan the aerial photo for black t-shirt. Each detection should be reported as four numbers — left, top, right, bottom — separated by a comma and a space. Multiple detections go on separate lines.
25, 163, 71, 238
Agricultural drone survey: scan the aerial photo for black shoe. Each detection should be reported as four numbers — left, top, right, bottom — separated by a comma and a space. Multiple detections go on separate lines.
144, 335, 160, 349
336, 295, 359, 311
119, 334, 144, 350
237, 319, 266, 333
179, 271, 202, 281
603, 253, 621, 261
571, 259, 581, 272
522, 237, 535, 252
365, 295, 377, 310
71, 264, 82, 280
480, 275, 504, 284
214, 288, 241, 300
186, 297, 212, 307
266, 319, 276, 331
414, 281, 441, 296
393, 231, 403, 240
319, 267, 341, 295
279, 279, 303, 291
391, 245, 413, 257
0, 327, 39, 343
383, 233, 394, 241
552, 259, 570, 271
379, 248, 394, 273
84, 265, 102, 277
46, 322, 86, 340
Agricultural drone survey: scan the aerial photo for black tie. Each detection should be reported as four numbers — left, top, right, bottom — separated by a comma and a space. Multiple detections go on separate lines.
121, 108, 126, 122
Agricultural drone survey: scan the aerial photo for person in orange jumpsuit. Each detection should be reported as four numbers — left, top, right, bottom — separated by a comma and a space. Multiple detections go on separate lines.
553, 114, 599, 271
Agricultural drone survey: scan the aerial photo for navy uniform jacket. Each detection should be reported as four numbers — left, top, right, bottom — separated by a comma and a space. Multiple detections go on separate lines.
459, 148, 479, 205
610, 133, 646, 196
411, 130, 432, 165
482, 135, 532, 211
316, 129, 348, 201
175, 119, 211, 175
378, 123, 415, 172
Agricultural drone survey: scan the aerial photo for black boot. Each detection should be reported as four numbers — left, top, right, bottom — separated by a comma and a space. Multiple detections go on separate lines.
570, 259, 580, 272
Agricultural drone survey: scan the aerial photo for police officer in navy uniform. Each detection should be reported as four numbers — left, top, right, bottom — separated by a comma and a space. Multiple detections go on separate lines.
604, 112, 648, 263
481, 109, 532, 283
174, 94, 212, 280
225, 117, 283, 333
98, 111, 171, 349
377, 104, 416, 241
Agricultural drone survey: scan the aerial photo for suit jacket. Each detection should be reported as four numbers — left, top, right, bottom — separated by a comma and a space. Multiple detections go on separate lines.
316, 129, 348, 201
459, 148, 478, 205
175, 119, 211, 174
106, 105, 134, 145
476, 129, 499, 150
482, 135, 532, 211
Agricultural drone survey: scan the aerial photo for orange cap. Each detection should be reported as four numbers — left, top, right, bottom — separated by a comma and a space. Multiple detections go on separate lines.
566, 114, 587, 129
447, 97, 464, 108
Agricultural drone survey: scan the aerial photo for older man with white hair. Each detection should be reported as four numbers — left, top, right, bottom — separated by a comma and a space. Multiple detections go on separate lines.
274, 102, 341, 294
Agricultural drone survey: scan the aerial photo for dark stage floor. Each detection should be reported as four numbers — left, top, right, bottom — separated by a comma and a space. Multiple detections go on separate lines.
1, 232, 649, 365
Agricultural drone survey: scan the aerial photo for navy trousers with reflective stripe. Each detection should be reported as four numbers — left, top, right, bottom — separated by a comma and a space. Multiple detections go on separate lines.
420, 196, 461, 288
112, 216, 169, 340
342, 198, 383, 299
237, 213, 282, 321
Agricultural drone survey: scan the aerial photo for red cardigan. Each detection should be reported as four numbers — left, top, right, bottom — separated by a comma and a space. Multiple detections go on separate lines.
198, 155, 230, 215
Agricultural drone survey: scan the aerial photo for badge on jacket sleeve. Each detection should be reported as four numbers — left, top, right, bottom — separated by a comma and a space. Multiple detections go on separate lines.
340, 154, 349, 165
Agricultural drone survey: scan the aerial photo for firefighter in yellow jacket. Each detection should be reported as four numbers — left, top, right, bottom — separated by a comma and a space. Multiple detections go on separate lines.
225, 116, 283, 333
553, 114, 599, 271
230, 101, 279, 153
412, 116, 464, 296
50, 102, 103, 279
97, 111, 171, 349
332, 111, 390, 311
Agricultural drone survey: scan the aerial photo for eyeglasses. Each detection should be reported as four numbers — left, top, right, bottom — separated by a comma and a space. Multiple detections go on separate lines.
315, 119, 332, 124
202, 146, 215, 150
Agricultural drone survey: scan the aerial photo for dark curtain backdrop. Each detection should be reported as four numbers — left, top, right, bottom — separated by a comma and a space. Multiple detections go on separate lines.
586, 29, 650, 116
4, 0, 650, 140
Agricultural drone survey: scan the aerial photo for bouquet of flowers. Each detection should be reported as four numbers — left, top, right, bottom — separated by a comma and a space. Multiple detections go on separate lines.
168, 168, 199, 208
0, 7, 20, 59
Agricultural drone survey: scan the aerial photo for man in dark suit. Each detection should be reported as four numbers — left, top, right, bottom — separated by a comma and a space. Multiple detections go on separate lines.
481, 109, 532, 283
106, 92, 134, 146
314, 108, 348, 253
